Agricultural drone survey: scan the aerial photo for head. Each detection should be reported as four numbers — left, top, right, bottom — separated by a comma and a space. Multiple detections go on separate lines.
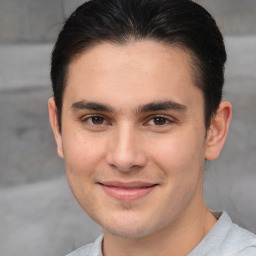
49, 0, 232, 242
51, 0, 227, 131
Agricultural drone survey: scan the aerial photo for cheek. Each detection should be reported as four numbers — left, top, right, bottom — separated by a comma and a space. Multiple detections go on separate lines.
152, 137, 197, 165
151, 134, 205, 210
62, 129, 107, 177
61, 132, 106, 214
149, 130, 205, 182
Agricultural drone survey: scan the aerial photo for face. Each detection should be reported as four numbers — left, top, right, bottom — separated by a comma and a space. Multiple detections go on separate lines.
50, 41, 219, 239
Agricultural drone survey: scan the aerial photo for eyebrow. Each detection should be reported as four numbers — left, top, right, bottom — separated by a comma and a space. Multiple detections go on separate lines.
136, 101, 187, 114
71, 100, 115, 113
71, 100, 187, 114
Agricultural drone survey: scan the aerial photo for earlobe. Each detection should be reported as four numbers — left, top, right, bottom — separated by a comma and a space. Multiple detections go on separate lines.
48, 97, 64, 158
205, 101, 232, 160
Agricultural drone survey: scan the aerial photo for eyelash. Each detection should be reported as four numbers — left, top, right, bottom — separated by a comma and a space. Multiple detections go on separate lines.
145, 115, 174, 126
81, 115, 110, 126
80, 114, 175, 127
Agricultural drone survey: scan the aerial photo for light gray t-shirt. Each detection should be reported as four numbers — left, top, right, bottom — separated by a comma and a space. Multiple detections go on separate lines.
66, 211, 256, 256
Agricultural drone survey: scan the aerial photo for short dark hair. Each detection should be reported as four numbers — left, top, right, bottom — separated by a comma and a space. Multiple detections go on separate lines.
51, 0, 226, 130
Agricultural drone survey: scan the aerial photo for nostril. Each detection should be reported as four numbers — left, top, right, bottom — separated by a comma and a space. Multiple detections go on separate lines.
106, 149, 147, 172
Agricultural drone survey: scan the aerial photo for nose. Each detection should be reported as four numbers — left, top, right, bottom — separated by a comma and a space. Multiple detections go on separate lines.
106, 124, 147, 172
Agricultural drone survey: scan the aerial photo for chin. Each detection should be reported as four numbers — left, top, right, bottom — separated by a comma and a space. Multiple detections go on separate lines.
101, 216, 163, 240
104, 226, 151, 239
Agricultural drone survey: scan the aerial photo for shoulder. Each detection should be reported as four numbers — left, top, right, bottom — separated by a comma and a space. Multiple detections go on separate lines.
222, 223, 256, 255
189, 211, 256, 256
66, 244, 92, 256
66, 235, 103, 256
234, 246, 256, 256
214, 211, 256, 255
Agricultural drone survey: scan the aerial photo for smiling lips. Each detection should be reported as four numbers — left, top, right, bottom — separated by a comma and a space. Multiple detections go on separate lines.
99, 181, 158, 201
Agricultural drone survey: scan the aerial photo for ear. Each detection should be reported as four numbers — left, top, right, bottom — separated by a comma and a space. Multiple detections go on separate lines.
205, 101, 232, 160
48, 97, 64, 158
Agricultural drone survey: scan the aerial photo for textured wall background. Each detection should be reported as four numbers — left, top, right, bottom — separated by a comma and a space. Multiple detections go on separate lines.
0, 1, 255, 255
1, 0, 256, 44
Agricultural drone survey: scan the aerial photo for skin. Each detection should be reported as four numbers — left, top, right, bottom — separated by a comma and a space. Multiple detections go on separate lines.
49, 40, 232, 256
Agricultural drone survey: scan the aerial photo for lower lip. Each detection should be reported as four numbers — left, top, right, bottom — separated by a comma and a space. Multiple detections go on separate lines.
101, 185, 156, 201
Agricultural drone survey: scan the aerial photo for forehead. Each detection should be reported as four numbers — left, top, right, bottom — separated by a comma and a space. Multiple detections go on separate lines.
65, 40, 203, 110
68, 40, 193, 80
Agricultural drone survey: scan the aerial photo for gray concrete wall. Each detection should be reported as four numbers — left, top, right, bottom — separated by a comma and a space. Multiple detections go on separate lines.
0, 0, 63, 43
0, 0, 87, 44
0, 0, 256, 44
198, 0, 256, 35
0, 1, 256, 256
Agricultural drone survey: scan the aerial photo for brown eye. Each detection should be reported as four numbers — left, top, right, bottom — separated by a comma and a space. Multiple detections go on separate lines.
153, 117, 167, 125
90, 116, 105, 125
81, 115, 111, 131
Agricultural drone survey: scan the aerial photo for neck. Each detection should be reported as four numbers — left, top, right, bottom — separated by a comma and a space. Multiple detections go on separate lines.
102, 205, 217, 256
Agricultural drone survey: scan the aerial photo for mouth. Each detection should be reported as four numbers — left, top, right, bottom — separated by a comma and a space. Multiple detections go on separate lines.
97, 181, 158, 201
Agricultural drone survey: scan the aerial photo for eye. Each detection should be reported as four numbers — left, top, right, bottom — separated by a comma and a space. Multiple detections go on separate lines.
152, 116, 168, 125
82, 115, 108, 126
147, 116, 171, 126
146, 116, 174, 126
90, 116, 105, 125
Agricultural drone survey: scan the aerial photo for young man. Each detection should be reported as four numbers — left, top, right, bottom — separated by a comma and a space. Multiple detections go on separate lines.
48, 0, 256, 255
